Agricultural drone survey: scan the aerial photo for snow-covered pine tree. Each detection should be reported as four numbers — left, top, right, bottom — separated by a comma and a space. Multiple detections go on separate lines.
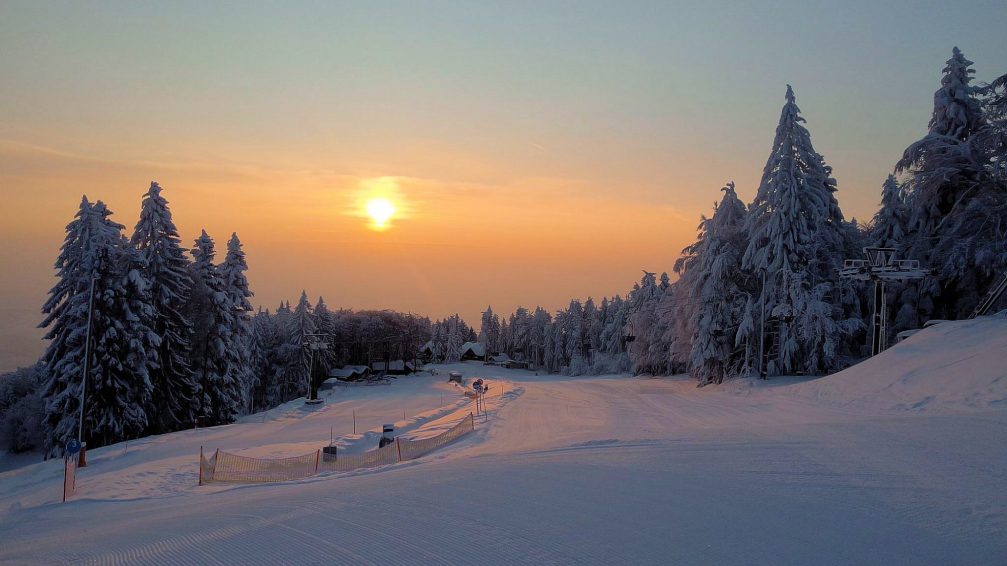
88, 217, 157, 445
40, 198, 155, 453
529, 307, 552, 370
220, 233, 254, 414
444, 314, 464, 363
542, 322, 558, 374
285, 291, 316, 398
478, 306, 501, 355
597, 295, 630, 373
929, 47, 985, 140
584, 297, 602, 361
430, 319, 447, 363
130, 181, 196, 433
639, 273, 673, 375
868, 175, 918, 337
270, 301, 300, 403
742, 85, 856, 375
499, 318, 511, 357
897, 48, 1006, 319
588, 292, 628, 372
978, 71, 1007, 182
898, 47, 986, 246
562, 299, 589, 375
40, 197, 100, 454
249, 307, 276, 411
625, 271, 667, 374
681, 182, 749, 385
505, 307, 529, 360
188, 230, 241, 425
313, 297, 337, 368
871, 175, 910, 249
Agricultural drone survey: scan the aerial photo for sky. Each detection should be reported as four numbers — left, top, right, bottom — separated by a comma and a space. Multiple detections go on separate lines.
1, 0, 1006, 371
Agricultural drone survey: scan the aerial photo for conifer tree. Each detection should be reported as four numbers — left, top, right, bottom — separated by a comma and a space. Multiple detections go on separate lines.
131, 182, 195, 432
478, 306, 501, 355
897, 48, 1006, 319
220, 233, 254, 413
871, 175, 910, 249
89, 221, 157, 444
741, 85, 855, 375
40, 197, 101, 453
444, 314, 464, 363
188, 231, 240, 424
40, 198, 155, 452
682, 183, 749, 385
285, 291, 315, 397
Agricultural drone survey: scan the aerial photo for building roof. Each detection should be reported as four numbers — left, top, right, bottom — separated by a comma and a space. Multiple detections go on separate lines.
460, 342, 486, 358
328, 365, 370, 379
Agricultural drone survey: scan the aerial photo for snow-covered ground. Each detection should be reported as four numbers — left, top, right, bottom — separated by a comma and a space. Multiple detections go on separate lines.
2, 318, 1006, 564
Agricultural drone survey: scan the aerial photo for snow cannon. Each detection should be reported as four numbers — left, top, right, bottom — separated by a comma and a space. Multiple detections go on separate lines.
379, 424, 395, 448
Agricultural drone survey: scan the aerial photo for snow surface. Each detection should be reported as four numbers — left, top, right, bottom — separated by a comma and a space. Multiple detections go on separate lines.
2, 318, 1006, 564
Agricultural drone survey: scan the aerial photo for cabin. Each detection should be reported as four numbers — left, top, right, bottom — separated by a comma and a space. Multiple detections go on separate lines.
371, 359, 419, 375
484, 353, 512, 366
321, 365, 372, 388
459, 341, 487, 361
504, 359, 530, 370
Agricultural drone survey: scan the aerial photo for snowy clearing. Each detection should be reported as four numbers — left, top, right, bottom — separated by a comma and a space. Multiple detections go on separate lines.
2, 318, 1006, 564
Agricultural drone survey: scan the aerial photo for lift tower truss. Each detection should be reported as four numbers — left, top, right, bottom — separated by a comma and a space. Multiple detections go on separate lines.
839, 247, 927, 356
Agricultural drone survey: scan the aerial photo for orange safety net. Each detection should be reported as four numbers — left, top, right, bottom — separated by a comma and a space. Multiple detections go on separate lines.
398, 413, 475, 461
199, 412, 475, 485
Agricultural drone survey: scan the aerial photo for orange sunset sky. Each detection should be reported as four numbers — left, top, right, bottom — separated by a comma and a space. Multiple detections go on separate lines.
2, 1, 1006, 371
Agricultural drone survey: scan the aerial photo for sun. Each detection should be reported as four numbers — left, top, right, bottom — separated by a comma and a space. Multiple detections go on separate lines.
366, 197, 396, 230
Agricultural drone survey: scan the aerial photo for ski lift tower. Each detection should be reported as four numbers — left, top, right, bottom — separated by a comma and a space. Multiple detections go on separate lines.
304, 333, 331, 405
839, 247, 927, 356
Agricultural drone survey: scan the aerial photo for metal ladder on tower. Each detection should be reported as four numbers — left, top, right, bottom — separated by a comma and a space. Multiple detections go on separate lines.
970, 270, 1007, 319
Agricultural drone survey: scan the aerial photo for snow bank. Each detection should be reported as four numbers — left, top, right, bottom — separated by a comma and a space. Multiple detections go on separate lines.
794, 315, 1007, 412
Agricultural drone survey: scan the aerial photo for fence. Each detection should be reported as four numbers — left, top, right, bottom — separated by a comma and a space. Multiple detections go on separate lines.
200, 413, 475, 485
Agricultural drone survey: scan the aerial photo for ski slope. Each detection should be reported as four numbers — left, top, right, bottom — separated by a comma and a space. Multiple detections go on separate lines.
1, 317, 1006, 564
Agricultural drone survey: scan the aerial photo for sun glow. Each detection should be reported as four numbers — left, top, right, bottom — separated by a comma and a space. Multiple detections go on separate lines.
366, 197, 396, 229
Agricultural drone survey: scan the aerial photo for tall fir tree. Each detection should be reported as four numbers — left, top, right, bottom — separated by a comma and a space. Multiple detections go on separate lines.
131, 182, 196, 433
478, 306, 501, 354
898, 47, 1006, 319
929, 47, 985, 140
90, 218, 157, 445
220, 232, 254, 414
39, 197, 101, 454
285, 291, 315, 398
871, 175, 910, 249
40, 198, 155, 453
444, 314, 464, 363
188, 230, 241, 424
741, 85, 856, 375
681, 183, 749, 385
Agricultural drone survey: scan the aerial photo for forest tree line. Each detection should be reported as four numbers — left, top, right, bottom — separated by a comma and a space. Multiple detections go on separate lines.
483, 48, 1007, 384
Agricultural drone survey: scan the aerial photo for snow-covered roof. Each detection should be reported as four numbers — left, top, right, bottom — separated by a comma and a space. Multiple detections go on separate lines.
460, 342, 486, 357
328, 365, 370, 378
488, 353, 511, 363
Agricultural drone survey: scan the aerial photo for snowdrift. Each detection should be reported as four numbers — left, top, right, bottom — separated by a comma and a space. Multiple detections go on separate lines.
795, 315, 1007, 413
